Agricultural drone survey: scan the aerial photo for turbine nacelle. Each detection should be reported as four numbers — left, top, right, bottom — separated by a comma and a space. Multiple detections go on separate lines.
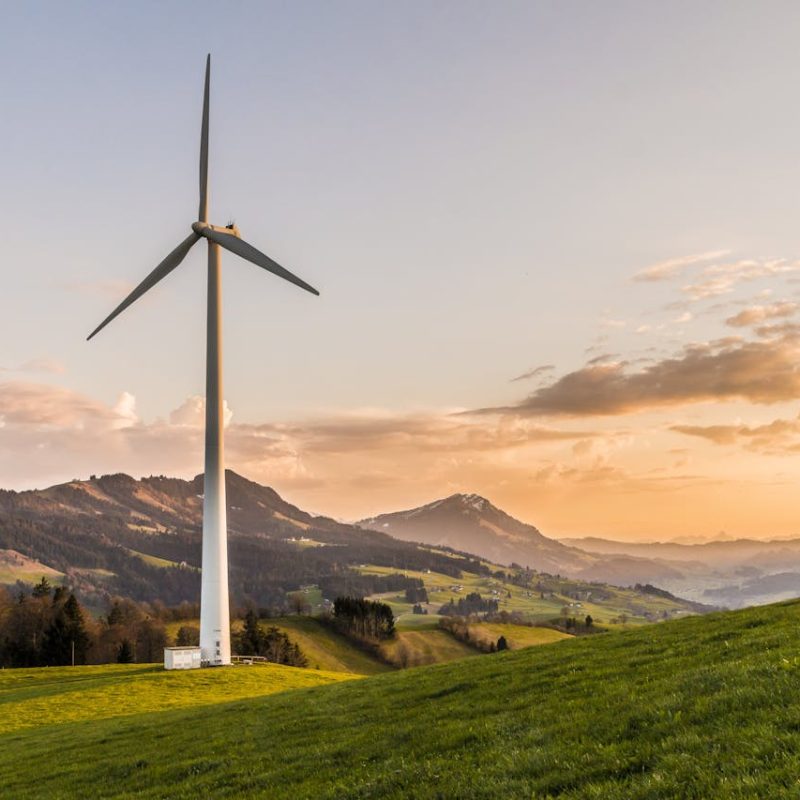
192, 221, 242, 239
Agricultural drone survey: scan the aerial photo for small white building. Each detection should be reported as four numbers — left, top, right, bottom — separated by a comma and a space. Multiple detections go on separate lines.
164, 646, 202, 670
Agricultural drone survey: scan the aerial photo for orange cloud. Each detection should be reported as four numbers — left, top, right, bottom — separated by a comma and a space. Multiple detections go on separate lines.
632, 250, 730, 282
725, 302, 798, 328
672, 415, 800, 453
490, 332, 800, 417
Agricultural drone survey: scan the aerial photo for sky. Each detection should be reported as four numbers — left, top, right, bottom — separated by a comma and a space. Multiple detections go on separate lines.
3, 1, 800, 540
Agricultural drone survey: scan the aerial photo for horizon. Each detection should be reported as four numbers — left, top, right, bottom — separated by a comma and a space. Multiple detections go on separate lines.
8, 466, 798, 546
4, 2, 800, 540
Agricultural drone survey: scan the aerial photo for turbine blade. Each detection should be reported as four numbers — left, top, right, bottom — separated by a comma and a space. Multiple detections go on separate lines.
198, 54, 210, 222
87, 233, 200, 340
205, 229, 320, 296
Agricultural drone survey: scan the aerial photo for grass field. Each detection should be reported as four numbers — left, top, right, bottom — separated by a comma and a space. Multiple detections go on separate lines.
271, 617, 392, 675
164, 614, 569, 674
0, 549, 64, 586
358, 564, 696, 628
126, 548, 182, 569
0, 662, 354, 736
467, 622, 572, 649
4, 600, 800, 798
379, 628, 479, 667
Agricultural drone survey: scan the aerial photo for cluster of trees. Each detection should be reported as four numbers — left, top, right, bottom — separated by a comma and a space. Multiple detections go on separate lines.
405, 585, 428, 604
549, 613, 601, 635
0, 579, 312, 668
439, 592, 498, 617
332, 597, 395, 642
0, 579, 171, 667
234, 610, 307, 667
0, 579, 89, 667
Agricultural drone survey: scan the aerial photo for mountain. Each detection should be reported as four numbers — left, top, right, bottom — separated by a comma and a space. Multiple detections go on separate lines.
560, 534, 800, 570
0, 471, 489, 608
561, 534, 800, 607
358, 493, 687, 585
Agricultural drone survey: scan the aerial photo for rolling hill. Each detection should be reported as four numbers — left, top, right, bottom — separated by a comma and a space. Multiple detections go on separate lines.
3, 600, 800, 798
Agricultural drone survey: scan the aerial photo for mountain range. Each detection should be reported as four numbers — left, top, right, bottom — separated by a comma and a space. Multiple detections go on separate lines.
1, 472, 798, 609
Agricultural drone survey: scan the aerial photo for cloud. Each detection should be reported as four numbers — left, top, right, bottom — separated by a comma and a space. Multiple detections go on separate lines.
170, 395, 233, 428
0, 358, 66, 375
0, 382, 602, 497
725, 302, 798, 328
671, 415, 800, 454
484, 331, 800, 417
682, 259, 800, 302
243, 411, 598, 456
0, 382, 132, 429
510, 365, 554, 383
632, 250, 730, 283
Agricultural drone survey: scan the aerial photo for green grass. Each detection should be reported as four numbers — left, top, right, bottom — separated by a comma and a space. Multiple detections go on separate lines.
4, 601, 800, 797
0, 550, 64, 586
271, 616, 392, 675
358, 564, 694, 627
468, 621, 572, 649
126, 548, 181, 569
0, 663, 354, 736
379, 628, 480, 667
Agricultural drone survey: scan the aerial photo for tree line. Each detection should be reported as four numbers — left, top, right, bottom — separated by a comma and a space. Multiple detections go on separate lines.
332, 597, 395, 643
439, 592, 499, 617
0, 578, 307, 668
234, 609, 308, 667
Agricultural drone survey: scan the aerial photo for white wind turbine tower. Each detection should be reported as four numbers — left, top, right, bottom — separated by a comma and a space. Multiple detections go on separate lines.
88, 55, 319, 666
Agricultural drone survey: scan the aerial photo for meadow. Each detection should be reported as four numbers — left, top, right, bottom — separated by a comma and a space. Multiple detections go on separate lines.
359, 563, 698, 627
3, 600, 800, 798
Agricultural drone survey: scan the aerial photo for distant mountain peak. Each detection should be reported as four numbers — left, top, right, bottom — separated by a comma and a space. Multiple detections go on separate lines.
394, 492, 495, 520
450, 492, 490, 511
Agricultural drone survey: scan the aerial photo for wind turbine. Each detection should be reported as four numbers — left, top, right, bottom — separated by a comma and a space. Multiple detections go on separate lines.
88, 55, 319, 666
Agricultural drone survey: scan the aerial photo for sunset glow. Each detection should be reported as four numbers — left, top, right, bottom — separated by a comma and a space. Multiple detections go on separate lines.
3, 3, 800, 541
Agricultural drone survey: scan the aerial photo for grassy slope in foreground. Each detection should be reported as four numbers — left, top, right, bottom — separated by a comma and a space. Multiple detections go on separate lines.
271, 616, 392, 675
0, 663, 354, 736
5, 600, 800, 799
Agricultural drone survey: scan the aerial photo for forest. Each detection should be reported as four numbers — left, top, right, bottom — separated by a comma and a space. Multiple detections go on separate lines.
0, 578, 310, 668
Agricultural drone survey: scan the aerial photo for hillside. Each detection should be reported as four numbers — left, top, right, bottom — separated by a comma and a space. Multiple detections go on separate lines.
0, 471, 489, 608
359, 493, 693, 586
0, 662, 352, 736
3, 601, 800, 798
0, 473, 712, 625
359, 563, 712, 628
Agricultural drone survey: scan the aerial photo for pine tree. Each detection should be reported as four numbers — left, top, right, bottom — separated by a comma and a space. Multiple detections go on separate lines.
239, 609, 264, 656
31, 577, 51, 598
64, 594, 90, 664
117, 639, 134, 663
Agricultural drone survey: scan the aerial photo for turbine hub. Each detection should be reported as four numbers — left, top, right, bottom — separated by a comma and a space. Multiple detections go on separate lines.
192, 222, 241, 239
